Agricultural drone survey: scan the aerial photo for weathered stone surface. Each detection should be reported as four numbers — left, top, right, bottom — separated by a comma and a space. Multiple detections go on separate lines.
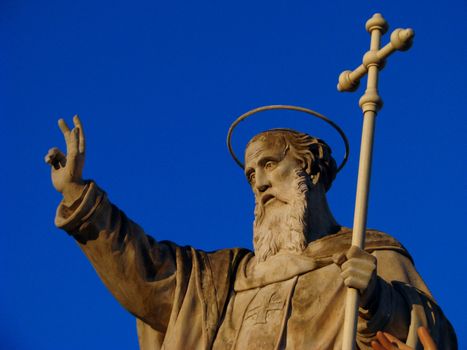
46, 119, 456, 349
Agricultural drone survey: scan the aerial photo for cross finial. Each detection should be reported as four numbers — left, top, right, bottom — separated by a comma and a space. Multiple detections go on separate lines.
337, 13, 414, 113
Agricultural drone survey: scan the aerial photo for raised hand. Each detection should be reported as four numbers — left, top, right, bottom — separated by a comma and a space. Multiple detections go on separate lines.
45, 115, 86, 204
371, 327, 437, 350
371, 331, 413, 350
416, 327, 438, 350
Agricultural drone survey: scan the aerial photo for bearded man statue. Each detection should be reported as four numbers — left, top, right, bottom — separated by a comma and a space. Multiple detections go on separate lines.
46, 117, 457, 350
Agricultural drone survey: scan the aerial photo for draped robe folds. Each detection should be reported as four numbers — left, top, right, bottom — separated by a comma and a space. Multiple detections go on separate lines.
55, 182, 457, 350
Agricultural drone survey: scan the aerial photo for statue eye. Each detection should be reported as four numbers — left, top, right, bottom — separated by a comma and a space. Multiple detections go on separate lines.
248, 172, 256, 183
264, 161, 277, 170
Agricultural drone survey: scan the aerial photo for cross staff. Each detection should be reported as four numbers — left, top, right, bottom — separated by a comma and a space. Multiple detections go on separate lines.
337, 13, 414, 350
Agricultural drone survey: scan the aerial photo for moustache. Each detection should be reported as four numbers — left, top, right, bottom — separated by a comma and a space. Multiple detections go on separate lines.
258, 191, 292, 207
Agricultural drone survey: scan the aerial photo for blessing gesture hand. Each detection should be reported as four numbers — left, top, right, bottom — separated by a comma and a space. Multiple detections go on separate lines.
45, 115, 86, 204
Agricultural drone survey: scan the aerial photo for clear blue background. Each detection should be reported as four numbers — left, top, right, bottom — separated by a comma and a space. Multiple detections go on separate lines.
1, 1, 466, 349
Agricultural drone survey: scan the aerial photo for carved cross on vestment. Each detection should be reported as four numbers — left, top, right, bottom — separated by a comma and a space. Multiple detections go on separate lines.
245, 291, 285, 324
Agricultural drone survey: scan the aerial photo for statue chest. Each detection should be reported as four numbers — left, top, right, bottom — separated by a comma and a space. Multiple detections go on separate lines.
213, 263, 346, 350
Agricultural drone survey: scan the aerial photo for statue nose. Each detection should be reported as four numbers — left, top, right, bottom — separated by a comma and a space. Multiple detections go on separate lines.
256, 184, 270, 193
255, 170, 270, 192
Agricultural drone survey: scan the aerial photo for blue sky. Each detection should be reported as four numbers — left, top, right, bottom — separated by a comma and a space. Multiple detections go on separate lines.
1, 1, 466, 349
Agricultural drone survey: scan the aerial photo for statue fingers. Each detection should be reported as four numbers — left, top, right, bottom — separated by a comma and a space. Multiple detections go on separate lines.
341, 261, 373, 291
342, 258, 375, 274
346, 245, 377, 264
342, 275, 367, 291
58, 118, 74, 155
45, 147, 66, 169
340, 260, 355, 276
67, 128, 79, 158
58, 118, 71, 138
340, 263, 363, 288
72, 115, 86, 154
332, 252, 346, 266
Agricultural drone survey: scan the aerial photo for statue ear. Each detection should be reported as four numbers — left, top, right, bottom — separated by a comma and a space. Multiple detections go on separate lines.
299, 152, 321, 186
300, 152, 313, 175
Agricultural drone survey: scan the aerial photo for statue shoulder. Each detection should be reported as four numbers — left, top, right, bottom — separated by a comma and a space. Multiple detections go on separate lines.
305, 228, 413, 263
364, 229, 413, 263
158, 240, 251, 260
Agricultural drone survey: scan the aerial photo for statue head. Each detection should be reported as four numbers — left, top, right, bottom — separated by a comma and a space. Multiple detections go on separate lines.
245, 129, 337, 192
244, 129, 338, 262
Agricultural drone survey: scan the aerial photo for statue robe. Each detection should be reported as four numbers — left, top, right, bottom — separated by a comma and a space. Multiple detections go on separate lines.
55, 182, 457, 350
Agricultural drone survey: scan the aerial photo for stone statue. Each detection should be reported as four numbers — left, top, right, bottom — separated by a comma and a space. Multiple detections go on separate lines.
45, 116, 456, 349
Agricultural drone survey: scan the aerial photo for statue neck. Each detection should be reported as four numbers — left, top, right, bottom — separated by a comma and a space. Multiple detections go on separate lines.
305, 183, 340, 242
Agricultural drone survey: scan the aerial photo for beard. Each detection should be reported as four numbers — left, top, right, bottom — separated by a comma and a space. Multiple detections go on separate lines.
253, 168, 310, 263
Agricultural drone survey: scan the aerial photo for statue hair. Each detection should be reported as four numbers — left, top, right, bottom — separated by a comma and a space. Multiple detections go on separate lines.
247, 129, 337, 192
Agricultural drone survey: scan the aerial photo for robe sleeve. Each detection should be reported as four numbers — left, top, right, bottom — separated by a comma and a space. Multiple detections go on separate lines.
55, 181, 249, 350
356, 250, 457, 350
55, 181, 178, 333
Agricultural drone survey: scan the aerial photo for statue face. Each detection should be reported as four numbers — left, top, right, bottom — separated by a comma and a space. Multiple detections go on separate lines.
245, 135, 309, 261
245, 136, 302, 208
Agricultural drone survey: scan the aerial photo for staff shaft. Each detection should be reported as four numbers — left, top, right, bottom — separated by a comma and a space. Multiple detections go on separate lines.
337, 13, 413, 349
342, 109, 377, 350
341, 13, 384, 350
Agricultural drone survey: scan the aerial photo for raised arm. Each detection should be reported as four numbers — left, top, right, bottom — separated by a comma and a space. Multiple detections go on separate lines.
45, 117, 250, 347
45, 117, 177, 332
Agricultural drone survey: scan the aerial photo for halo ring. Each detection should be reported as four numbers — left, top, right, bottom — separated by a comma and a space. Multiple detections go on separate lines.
227, 105, 350, 172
